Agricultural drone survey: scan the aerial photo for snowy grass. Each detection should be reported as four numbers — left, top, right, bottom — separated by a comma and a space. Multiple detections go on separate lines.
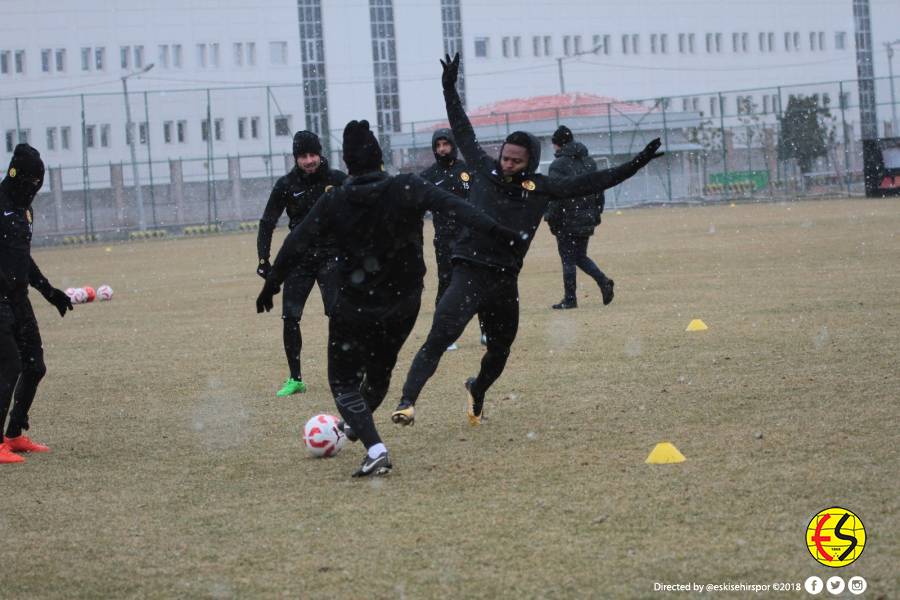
3, 198, 898, 598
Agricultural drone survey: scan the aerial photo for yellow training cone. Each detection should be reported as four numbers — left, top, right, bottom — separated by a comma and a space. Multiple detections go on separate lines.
646, 442, 686, 464
686, 319, 708, 332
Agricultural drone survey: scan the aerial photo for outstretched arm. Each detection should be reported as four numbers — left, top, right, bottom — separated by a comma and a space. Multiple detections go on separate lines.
544, 138, 664, 199
411, 175, 523, 245
441, 53, 494, 173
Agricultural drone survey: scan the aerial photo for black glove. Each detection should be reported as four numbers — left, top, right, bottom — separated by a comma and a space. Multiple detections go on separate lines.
440, 52, 460, 91
491, 224, 529, 249
635, 138, 664, 165
256, 278, 281, 314
256, 258, 271, 279
47, 288, 74, 318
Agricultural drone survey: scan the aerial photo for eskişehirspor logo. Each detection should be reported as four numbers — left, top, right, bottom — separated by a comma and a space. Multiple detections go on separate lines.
806, 507, 866, 567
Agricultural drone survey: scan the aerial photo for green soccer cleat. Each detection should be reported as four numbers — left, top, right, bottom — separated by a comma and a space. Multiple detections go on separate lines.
276, 377, 307, 397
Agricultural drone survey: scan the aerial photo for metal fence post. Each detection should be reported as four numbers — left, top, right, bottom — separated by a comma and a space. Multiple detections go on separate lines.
775, 86, 783, 189
607, 103, 617, 209
661, 98, 673, 203
80, 94, 92, 236
14, 97, 21, 142
266, 86, 274, 185
143, 90, 157, 227
718, 92, 728, 180
839, 80, 851, 197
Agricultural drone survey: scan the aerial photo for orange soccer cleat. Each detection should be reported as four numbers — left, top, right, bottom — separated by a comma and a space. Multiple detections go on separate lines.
0, 442, 25, 464
4, 435, 50, 453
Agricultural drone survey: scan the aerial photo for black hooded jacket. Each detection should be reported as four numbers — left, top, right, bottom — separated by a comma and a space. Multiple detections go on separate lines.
444, 85, 652, 274
257, 159, 347, 261
269, 172, 505, 315
546, 141, 604, 237
0, 154, 55, 303
418, 128, 470, 242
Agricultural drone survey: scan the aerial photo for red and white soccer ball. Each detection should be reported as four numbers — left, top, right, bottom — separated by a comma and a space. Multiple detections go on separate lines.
68, 287, 88, 304
302, 413, 346, 458
97, 284, 114, 301
83, 286, 96, 302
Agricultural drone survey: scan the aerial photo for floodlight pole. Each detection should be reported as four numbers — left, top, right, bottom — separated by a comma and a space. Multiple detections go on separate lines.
886, 41, 900, 135
122, 63, 154, 231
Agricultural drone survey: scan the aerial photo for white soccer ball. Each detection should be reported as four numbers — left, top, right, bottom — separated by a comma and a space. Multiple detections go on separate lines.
97, 284, 114, 301
72, 288, 88, 304
65, 287, 77, 302
302, 414, 346, 458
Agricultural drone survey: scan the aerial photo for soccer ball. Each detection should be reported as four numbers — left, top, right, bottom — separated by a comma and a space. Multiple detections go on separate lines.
71, 288, 88, 304
83, 286, 96, 302
65, 287, 77, 302
302, 414, 346, 458
97, 285, 114, 301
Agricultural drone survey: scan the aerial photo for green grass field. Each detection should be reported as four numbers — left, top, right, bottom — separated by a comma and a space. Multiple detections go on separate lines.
2, 198, 898, 599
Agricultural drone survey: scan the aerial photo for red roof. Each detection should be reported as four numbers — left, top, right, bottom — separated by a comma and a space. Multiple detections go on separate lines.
464, 93, 651, 128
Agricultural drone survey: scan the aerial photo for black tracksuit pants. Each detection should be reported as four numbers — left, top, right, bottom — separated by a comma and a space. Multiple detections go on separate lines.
329, 294, 422, 449
554, 233, 607, 302
281, 256, 337, 380
402, 261, 519, 405
433, 237, 454, 307
0, 298, 47, 439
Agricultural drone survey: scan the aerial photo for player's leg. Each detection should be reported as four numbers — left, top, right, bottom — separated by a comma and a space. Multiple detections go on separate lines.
573, 235, 614, 305
553, 233, 578, 309
361, 295, 422, 415
467, 275, 520, 425
434, 240, 459, 351
0, 303, 25, 463
392, 263, 485, 425
277, 267, 316, 396
327, 313, 390, 477
5, 300, 49, 452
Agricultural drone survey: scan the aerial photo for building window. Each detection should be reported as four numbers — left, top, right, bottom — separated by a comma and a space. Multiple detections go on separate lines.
173, 44, 183, 68
61, 126, 71, 150
14, 50, 25, 74
660, 33, 668, 54
678, 33, 685, 53
503, 36, 511, 58
513, 36, 521, 57
622, 34, 630, 55
163, 121, 173, 144
573, 35, 582, 54
41, 49, 52, 73
121, 46, 130, 69
650, 34, 658, 54
370, 0, 402, 134
251, 117, 260, 139
768, 32, 775, 52
234, 42, 244, 66
214, 118, 224, 141
532, 36, 541, 57
197, 44, 208, 68
688, 33, 696, 53
159, 45, 169, 68
0, 51, 9, 74
139, 122, 148, 145
592, 34, 610, 55
46, 127, 57, 151
81, 47, 91, 71
274, 115, 291, 136
835, 31, 846, 50
100, 124, 110, 148
4, 131, 14, 153
134, 46, 144, 68
55, 48, 66, 72
238, 117, 247, 139
201, 119, 210, 142
94, 47, 105, 70
299, 0, 330, 134
631, 34, 640, 54
247, 42, 256, 66
543, 35, 552, 56
177, 120, 187, 143
818, 32, 826, 51
709, 96, 718, 117
210, 43, 220, 67
85, 125, 96, 148
474, 37, 489, 58
270, 41, 287, 65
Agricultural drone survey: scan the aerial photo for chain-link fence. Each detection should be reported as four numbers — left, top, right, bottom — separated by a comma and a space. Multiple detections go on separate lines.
1, 75, 898, 242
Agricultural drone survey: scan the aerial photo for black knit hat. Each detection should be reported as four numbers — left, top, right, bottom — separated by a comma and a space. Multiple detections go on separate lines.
292, 130, 322, 158
342, 120, 383, 175
505, 131, 532, 151
3, 143, 45, 206
551, 125, 573, 146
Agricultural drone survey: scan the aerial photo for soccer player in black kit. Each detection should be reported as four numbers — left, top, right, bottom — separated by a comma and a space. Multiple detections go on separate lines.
419, 128, 473, 350
391, 54, 663, 427
256, 120, 520, 477
0, 144, 73, 464
256, 131, 346, 397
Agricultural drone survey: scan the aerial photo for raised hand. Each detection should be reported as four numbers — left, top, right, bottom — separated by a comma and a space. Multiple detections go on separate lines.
440, 52, 461, 91
638, 138, 665, 163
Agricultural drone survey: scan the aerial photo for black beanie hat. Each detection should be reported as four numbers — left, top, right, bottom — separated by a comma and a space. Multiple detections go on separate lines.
551, 125, 573, 146
292, 130, 322, 158
3, 143, 45, 206
342, 120, 383, 175
505, 131, 532, 151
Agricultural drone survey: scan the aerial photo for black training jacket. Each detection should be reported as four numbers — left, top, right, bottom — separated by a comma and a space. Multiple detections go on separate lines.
419, 128, 470, 242
0, 181, 53, 303
444, 85, 650, 274
269, 171, 501, 314
257, 159, 347, 261
546, 141, 604, 237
